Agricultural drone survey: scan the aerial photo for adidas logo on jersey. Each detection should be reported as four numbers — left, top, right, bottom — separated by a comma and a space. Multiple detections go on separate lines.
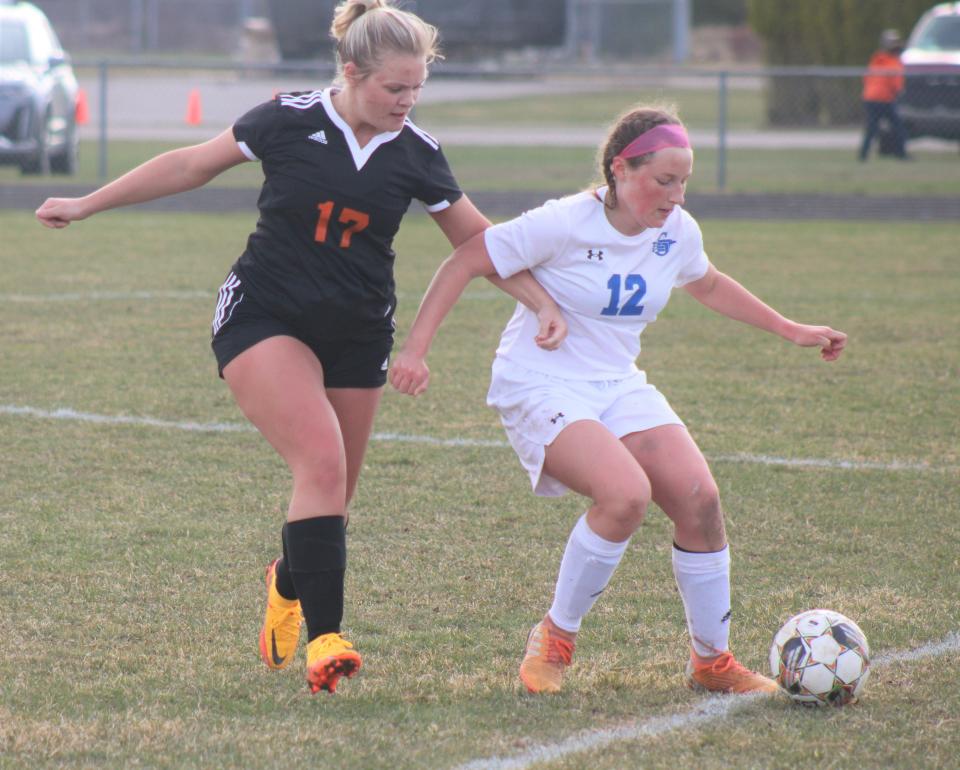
308, 130, 328, 145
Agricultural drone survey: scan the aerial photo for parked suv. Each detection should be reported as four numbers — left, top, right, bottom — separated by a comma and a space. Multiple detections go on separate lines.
900, 2, 960, 143
0, 0, 78, 174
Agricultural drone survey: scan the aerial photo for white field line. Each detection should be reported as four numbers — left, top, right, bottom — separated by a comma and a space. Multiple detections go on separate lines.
0, 404, 952, 473
0, 289, 504, 303
2, 289, 212, 302
0, 404, 254, 434
707, 453, 938, 473
454, 632, 960, 770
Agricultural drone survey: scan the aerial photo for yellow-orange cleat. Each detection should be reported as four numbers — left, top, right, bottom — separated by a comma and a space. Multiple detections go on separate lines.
519, 620, 575, 694
306, 632, 362, 694
258, 559, 303, 670
685, 650, 779, 694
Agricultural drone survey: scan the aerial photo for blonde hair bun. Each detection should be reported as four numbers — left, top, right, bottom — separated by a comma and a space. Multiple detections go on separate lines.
330, 0, 440, 81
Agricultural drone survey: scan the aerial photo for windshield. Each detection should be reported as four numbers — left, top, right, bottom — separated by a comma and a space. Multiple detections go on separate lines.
913, 16, 960, 51
0, 19, 30, 64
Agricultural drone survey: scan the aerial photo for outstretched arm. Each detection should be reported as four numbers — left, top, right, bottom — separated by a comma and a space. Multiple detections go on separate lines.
683, 264, 847, 361
36, 129, 249, 228
390, 230, 566, 396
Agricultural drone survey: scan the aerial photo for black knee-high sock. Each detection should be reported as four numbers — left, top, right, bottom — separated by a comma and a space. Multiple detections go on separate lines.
283, 516, 346, 641
274, 523, 298, 600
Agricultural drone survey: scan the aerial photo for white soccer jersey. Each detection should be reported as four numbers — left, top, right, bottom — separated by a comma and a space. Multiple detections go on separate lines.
485, 188, 710, 379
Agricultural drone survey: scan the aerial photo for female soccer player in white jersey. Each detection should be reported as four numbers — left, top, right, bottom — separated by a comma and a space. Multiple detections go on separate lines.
390, 105, 847, 695
35, 0, 565, 695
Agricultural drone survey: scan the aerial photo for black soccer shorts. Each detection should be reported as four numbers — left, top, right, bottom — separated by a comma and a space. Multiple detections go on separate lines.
210, 273, 393, 388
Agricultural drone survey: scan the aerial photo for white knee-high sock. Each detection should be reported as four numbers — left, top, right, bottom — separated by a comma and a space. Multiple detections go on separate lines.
672, 545, 732, 658
548, 514, 630, 633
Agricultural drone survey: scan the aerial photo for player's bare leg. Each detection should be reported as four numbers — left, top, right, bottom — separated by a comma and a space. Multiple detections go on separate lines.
225, 336, 361, 692
326, 386, 384, 526
622, 425, 776, 694
224, 335, 347, 520
518, 420, 648, 693
544, 420, 651, 543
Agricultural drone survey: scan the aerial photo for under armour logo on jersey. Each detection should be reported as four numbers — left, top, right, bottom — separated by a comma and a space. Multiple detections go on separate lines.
587, 249, 604, 261
308, 130, 328, 144
652, 232, 677, 256
549, 412, 565, 424
721, 609, 732, 624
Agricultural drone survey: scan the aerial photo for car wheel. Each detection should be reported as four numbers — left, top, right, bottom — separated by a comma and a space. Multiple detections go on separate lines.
20, 109, 52, 176
50, 120, 79, 175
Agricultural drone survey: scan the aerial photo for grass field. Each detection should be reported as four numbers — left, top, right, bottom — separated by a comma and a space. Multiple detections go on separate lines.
415, 86, 768, 129
1, 139, 957, 198
1, 209, 959, 769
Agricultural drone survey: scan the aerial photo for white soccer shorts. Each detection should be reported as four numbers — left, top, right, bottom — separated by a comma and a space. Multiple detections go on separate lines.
486, 357, 684, 497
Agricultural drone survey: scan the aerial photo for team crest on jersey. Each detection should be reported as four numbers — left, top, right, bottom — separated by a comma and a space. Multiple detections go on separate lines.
652, 232, 677, 256
308, 130, 328, 144
586, 248, 604, 261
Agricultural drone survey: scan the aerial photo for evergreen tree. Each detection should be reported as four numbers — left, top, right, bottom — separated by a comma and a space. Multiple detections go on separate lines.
748, 0, 934, 125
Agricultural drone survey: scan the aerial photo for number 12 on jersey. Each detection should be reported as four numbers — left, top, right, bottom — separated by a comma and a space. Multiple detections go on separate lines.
315, 201, 370, 248
601, 273, 647, 316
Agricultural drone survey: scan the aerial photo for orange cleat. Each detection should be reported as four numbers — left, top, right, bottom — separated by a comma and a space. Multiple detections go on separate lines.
258, 559, 303, 670
305, 632, 362, 694
519, 620, 575, 694
685, 650, 779, 694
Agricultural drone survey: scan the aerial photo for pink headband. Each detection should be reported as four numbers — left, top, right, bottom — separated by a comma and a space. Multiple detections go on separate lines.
617, 124, 690, 159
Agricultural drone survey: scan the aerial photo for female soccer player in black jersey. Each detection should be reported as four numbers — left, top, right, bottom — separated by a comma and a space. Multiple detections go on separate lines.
36, 0, 565, 695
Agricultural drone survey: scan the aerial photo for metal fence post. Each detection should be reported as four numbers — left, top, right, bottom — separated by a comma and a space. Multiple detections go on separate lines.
672, 0, 690, 64
129, 0, 144, 54
98, 60, 108, 182
588, 0, 601, 63
565, 0, 580, 59
717, 69, 727, 192
146, 0, 161, 51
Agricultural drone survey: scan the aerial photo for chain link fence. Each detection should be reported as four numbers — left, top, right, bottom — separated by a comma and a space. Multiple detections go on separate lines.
34, 0, 269, 54
1, 55, 958, 218
62, 59, 958, 191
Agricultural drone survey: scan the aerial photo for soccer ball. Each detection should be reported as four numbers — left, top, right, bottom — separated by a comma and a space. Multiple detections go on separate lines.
769, 609, 870, 706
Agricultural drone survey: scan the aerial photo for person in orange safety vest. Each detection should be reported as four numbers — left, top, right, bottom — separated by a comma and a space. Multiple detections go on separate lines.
858, 29, 911, 161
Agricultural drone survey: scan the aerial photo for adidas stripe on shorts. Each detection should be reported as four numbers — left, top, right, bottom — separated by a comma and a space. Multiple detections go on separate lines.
210, 271, 393, 388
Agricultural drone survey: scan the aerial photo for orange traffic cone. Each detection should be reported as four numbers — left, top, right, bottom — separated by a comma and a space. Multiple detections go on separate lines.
185, 88, 203, 126
75, 88, 89, 125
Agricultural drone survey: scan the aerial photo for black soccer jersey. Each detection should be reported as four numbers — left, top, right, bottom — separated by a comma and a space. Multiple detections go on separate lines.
231, 88, 462, 334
